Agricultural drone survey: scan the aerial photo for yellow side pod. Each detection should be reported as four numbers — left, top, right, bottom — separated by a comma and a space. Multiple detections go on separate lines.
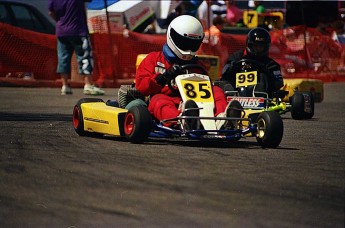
283, 78, 324, 102
82, 102, 128, 136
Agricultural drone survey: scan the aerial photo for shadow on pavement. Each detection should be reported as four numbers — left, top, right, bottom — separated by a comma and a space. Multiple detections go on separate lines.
0, 112, 71, 122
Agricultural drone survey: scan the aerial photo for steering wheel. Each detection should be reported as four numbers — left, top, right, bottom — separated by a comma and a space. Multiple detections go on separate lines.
167, 64, 209, 93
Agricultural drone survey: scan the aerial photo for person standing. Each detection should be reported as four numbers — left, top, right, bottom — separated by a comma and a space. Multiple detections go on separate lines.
204, 15, 226, 46
331, 20, 345, 44
210, 0, 227, 19
225, 0, 243, 26
253, 1, 266, 14
48, 0, 104, 95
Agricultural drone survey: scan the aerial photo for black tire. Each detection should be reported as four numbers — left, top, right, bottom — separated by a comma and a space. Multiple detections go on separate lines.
256, 111, 284, 148
290, 93, 305, 120
303, 91, 315, 119
124, 105, 152, 144
73, 98, 104, 136
290, 92, 314, 120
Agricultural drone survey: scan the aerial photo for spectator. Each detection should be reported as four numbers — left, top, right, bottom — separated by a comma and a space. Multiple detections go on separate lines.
331, 20, 345, 70
254, 1, 266, 14
331, 20, 345, 44
182, 0, 204, 17
211, 0, 227, 19
205, 15, 226, 45
225, 0, 243, 26
135, 15, 237, 131
157, 0, 203, 30
202, 15, 228, 65
221, 27, 284, 98
316, 16, 333, 35
48, 0, 104, 95
198, 0, 214, 30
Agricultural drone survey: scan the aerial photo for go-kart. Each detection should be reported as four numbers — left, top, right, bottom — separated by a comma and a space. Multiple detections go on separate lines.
217, 58, 315, 120
73, 64, 284, 148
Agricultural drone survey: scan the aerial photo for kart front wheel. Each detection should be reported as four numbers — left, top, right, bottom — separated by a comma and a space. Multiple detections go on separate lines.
73, 98, 104, 136
256, 111, 284, 148
124, 105, 152, 144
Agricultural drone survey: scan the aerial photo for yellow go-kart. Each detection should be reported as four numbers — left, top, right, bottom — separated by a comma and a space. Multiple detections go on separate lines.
218, 58, 319, 121
73, 64, 284, 148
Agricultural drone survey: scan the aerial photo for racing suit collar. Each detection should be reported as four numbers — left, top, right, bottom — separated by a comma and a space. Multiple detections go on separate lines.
244, 49, 268, 60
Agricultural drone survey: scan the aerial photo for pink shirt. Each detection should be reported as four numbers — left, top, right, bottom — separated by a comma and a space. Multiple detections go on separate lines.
226, 5, 243, 25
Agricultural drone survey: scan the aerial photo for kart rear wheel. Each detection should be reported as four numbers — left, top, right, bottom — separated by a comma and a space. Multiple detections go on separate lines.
290, 92, 314, 120
303, 92, 314, 119
73, 98, 104, 136
124, 105, 152, 144
256, 111, 283, 148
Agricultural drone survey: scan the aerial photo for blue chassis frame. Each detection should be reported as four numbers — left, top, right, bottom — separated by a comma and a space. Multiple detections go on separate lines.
148, 117, 257, 141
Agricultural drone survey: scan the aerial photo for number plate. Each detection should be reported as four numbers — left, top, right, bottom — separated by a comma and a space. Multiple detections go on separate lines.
180, 79, 213, 102
243, 11, 258, 28
235, 71, 258, 88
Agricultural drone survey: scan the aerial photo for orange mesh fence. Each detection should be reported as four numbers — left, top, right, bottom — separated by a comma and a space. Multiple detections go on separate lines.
1, 22, 345, 88
269, 26, 345, 82
0, 22, 58, 83
90, 31, 166, 87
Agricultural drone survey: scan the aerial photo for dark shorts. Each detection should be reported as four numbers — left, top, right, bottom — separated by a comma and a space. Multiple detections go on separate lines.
57, 36, 93, 75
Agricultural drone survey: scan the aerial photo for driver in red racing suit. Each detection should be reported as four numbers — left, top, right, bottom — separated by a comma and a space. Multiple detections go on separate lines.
135, 15, 229, 129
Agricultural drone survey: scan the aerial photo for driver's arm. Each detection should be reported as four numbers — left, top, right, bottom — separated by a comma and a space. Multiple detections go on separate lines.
221, 50, 243, 86
266, 60, 284, 91
135, 52, 169, 96
221, 59, 237, 87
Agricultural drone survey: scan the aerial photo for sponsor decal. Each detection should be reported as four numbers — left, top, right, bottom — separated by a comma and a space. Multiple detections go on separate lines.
187, 33, 202, 39
129, 7, 150, 27
255, 37, 265, 41
227, 97, 265, 108
201, 135, 226, 139
157, 62, 165, 68
84, 117, 109, 124
155, 62, 166, 74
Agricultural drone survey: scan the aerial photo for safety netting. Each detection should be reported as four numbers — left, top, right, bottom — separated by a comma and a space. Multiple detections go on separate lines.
1, 22, 345, 88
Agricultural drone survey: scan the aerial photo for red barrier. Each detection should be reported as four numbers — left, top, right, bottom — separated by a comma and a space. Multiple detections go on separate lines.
0, 23, 58, 82
1, 22, 344, 88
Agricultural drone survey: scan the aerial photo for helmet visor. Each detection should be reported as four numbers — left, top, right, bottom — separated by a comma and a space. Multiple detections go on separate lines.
252, 44, 265, 54
247, 42, 269, 56
170, 28, 203, 52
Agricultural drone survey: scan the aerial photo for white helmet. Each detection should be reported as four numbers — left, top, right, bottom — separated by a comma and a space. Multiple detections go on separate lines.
167, 15, 204, 61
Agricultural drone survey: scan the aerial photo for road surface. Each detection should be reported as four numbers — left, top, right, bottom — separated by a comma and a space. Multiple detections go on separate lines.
0, 83, 344, 227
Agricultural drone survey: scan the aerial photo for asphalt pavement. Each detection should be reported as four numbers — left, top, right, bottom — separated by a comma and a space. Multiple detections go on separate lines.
0, 83, 344, 227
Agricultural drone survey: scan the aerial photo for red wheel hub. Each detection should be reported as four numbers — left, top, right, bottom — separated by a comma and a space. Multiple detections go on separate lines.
73, 106, 80, 129
124, 113, 134, 135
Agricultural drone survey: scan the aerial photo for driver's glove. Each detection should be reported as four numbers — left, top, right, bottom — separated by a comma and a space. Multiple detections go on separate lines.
155, 65, 183, 86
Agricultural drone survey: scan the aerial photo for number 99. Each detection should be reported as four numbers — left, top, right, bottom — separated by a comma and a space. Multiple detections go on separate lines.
247, 73, 255, 82
238, 74, 246, 83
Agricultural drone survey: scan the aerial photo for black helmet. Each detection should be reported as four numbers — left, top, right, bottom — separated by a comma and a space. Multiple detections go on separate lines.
246, 27, 271, 57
